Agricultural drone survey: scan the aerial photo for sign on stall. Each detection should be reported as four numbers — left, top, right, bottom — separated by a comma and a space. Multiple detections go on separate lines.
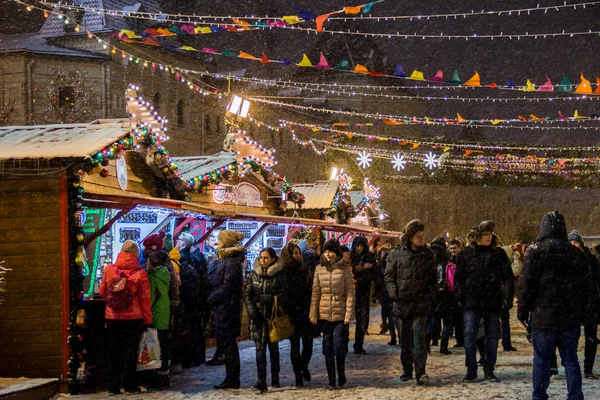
213, 182, 264, 207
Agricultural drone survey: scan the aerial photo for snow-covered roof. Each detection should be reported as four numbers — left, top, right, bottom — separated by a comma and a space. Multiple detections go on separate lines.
0, 119, 130, 160
291, 181, 339, 210
171, 152, 237, 180
0, 32, 108, 58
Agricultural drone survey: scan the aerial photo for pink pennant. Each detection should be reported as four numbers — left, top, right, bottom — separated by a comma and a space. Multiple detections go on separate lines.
315, 52, 330, 69
538, 75, 554, 92
201, 47, 219, 54
268, 20, 288, 27
181, 24, 196, 34
558, 111, 567, 120
430, 70, 444, 82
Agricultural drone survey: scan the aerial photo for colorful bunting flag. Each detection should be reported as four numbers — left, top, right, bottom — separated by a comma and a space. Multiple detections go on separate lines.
463, 72, 481, 87
260, 53, 271, 63
293, 3, 317, 21
448, 69, 461, 84
195, 26, 212, 34
315, 52, 330, 69
595, 77, 600, 95
557, 74, 573, 92
430, 70, 444, 82
506, 78, 516, 88
345, 5, 363, 14
523, 80, 536, 92
316, 10, 343, 32
362, 0, 385, 13
393, 63, 406, 78
336, 59, 350, 70
409, 70, 425, 80
354, 64, 369, 74
281, 15, 304, 24
238, 51, 257, 59
297, 54, 313, 67
180, 45, 198, 51
575, 74, 592, 94
538, 76, 554, 92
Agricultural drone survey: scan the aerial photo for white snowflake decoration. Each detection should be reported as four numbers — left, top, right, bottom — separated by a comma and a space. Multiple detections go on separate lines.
356, 151, 372, 169
392, 153, 406, 171
424, 152, 438, 170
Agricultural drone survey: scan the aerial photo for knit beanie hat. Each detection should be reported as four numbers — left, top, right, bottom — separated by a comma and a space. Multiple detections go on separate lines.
218, 230, 245, 248
322, 239, 341, 256
143, 231, 166, 252
178, 231, 195, 247
121, 240, 140, 257
568, 230, 584, 247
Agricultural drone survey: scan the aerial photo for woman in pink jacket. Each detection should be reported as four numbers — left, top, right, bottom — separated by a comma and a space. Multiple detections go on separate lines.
100, 240, 152, 395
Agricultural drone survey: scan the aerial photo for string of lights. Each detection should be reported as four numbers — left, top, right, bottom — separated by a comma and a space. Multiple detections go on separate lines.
40, 0, 600, 26
250, 97, 600, 129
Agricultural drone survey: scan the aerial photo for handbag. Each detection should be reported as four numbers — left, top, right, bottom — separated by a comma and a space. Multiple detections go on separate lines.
268, 296, 295, 343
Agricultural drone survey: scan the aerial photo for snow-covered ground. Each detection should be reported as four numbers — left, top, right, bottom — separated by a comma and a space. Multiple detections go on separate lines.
62, 308, 600, 399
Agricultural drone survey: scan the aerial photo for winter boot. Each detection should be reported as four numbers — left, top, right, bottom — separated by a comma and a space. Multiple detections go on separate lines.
253, 378, 268, 393
337, 358, 347, 387
295, 374, 304, 388
271, 373, 280, 388
325, 357, 336, 389
302, 366, 312, 382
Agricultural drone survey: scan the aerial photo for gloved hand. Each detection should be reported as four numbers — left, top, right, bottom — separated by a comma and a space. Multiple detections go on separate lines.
517, 308, 530, 328
259, 294, 273, 306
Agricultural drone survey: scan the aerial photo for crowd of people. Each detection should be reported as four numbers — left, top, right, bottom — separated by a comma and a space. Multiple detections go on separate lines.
98, 211, 600, 399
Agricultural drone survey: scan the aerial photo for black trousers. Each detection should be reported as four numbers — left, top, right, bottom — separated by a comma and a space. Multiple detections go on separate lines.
290, 331, 314, 377
221, 334, 240, 385
500, 309, 513, 350
354, 292, 370, 351
322, 321, 347, 385
584, 323, 598, 374
106, 319, 144, 393
255, 337, 280, 382
157, 329, 170, 372
183, 315, 205, 366
454, 310, 464, 346
440, 315, 454, 352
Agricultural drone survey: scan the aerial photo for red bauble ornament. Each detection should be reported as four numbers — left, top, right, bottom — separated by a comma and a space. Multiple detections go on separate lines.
78, 169, 85, 176
100, 169, 109, 178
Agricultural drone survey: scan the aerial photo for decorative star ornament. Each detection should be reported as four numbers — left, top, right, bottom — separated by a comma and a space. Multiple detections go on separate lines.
357, 151, 372, 169
424, 152, 438, 170
392, 153, 406, 171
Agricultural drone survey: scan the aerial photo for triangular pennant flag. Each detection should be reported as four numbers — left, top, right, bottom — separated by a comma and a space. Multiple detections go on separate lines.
558, 111, 568, 120
409, 70, 424, 80
574, 110, 588, 119
180, 25, 196, 34
538, 75, 554, 92
238, 51, 257, 59
282, 58, 292, 65
293, 2, 317, 21
486, 83, 499, 89
335, 59, 350, 70
210, 26, 225, 33
393, 63, 406, 78
345, 133, 354, 139
156, 28, 176, 36
260, 53, 271, 63
221, 49, 236, 57
232, 18, 251, 30
506, 78, 516, 88
119, 29, 142, 39
201, 47, 219, 54
180, 45, 198, 51
463, 72, 481, 87
195, 26, 213, 34
142, 37, 159, 46
595, 77, 600, 95
281, 15, 304, 25
492, 119, 505, 125
354, 64, 369, 74
411, 143, 420, 150
522, 80, 536, 92
143, 28, 161, 37
345, 5, 363, 14
457, 114, 467, 123
430, 70, 444, 82
296, 54, 313, 67
251, 21, 269, 29
448, 69, 461, 84
316, 10, 343, 32
557, 74, 573, 92
363, 0, 384, 13
575, 74, 593, 94
530, 114, 544, 121
315, 52, 330, 69
168, 26, 185, 35
518, 115, 528, 121
369, 72, 386, 77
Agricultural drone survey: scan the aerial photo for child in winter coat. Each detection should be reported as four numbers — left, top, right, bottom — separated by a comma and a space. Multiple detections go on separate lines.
147, 251, 172, 386
99, 240, 152, 395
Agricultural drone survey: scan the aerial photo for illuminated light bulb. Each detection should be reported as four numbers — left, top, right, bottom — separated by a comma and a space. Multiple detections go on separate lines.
74, 25, 80, 32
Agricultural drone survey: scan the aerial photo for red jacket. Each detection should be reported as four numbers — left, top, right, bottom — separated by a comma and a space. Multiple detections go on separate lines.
100, 252, 152, 325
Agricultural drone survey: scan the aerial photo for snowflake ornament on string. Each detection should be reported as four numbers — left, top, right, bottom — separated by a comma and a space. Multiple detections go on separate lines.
357, 151, 372, 169
392, 153, 406, 171
424, 152, 439, 170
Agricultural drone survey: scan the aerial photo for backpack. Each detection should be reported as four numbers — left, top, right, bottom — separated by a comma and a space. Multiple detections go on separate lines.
445, 262, 457, 292
106, 269, 138, 310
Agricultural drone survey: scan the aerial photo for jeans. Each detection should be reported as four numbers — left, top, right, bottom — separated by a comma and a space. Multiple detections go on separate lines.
322, 320, 347, 386
106, 319, 144, 393
501, 309, 513, 350
464, 311, 500, 374
290, 331, 314, 377
440, 316, 454, 352
354, 292, 370, 351
398, 315, 428, 378
255, 337, 280, 383
222, 334, 240, 385
426, 312, 441, 344
532, 328, 583, 400
584, 323, 598, 374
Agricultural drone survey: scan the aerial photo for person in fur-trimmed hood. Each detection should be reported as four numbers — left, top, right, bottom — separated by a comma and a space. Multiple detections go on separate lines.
207, 230, 246, 390
244, 248, 288, 393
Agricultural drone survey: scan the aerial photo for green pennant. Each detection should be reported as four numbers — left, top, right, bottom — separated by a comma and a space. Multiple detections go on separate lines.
557, 74, 573, 93
168, 26, 185, 35
221, 49, 236, 57
447, 69, 461, 85
335, 59, 350, 70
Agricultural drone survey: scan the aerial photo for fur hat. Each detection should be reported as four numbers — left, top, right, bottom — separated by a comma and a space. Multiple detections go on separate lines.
478, 220, 496, 234
401, 219, 425, 247
143, 231, 166, 252
568, 230, 584, 247
218, 230, 245, 248
121, 240, 140, 257
178, 231, 195, 248
148, 250, 170, 267
322, 239, 341, 256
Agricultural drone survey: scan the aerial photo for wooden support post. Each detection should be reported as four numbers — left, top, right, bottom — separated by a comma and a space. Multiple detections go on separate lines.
286, 226, 301, 241
173, 217, 196, 237
195, 219, 226, 244
245, 223, 271, 249
83, 207, 133, 247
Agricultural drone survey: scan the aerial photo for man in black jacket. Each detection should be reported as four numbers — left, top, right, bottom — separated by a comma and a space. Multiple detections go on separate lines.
351, 236, 376, 354
519, 212, 591, 400
455, 220, 514, 383
385, 220, 437, 385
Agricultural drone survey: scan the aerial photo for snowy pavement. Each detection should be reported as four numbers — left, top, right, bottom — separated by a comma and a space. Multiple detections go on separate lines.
63, 308, 600, 399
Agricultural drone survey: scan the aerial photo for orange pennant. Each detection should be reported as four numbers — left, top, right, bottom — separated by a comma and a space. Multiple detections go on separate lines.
345, 5, 363, 14
354, 64, 369, 74
411, 143, 420, 150
316, 11, 342, 32
575, 74, 593, 94
345, 133, 354, 139
595, 77, 600, 95
530, 114, 544, 121
457, 114, 467, 123
518, 115, 528, 121
463, 72, 481, 87
238, 51, 257, 59
232, 18, 251, 30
